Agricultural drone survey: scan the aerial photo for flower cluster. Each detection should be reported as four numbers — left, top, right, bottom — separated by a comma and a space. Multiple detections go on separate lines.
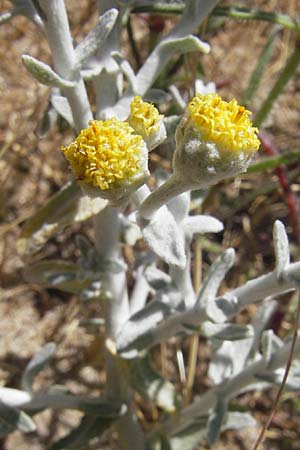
62, 97, 165, 203
128, 96, 166, 150
173, 93, 260, 188
62, 118, 147, 191
187, 93, 260, 153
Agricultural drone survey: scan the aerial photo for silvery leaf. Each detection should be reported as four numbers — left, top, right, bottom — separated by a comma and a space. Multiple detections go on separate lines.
141, 206, 186, 268
144, 266, 172, 290
121, 214, 143, 245
81, 66, 103, 80
169, 85, 186, 112
183, 215, 223, 239
208, 341, 235, 384
22, 55, 75, 88
111, 52, 137, 90
133, 35, 209, 96
261, 329, 283, 363
168, 421, 207, 450
250, 300, 277, 356
21, 343, 56, 393
37, 102, 58, 136
222, 411, 256, 431
163, 115, 180, 143
0, 402, 36, 437
144, 89, 170, 104
51, 94, 74, 128
273, 220, 290, 278
209, 337, 254, 384
257, 365, 300, 391
125, 357, 177, 412
197, 249, 235, 308
207, 396, 228, 446
201, 322, 254, 341
167, 191, 190, 224
75, 9, 118, 68
116, 301, 173, 357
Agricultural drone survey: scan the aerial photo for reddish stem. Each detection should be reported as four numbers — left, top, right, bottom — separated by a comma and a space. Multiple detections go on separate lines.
259, 131, 300, 242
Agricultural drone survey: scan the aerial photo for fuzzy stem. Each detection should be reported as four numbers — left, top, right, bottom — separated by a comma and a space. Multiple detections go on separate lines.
139, 174, 188, 220
94, 207, 146, 450
37, 0, 93, 131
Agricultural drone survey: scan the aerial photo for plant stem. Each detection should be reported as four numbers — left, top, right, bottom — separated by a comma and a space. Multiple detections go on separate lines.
94, 207, 146, 450
139, 175, 188, 220
37, 0, 93, 131
132, 4, 300, 32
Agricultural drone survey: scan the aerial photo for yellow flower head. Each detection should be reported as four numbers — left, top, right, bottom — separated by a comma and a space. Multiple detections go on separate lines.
128, 96, 166, 150
62, 118, 149, 202
187, 93, 260, 153
173, 93, 260, 189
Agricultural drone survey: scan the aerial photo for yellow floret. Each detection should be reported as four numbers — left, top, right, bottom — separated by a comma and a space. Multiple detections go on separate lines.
129, 96, 163, 136
62, 118, 145, 190
187, 93, 260, 153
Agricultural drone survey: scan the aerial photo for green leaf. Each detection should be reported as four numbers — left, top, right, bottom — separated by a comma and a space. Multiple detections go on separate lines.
242, 28, 278, 108
22, 55, 75, 88
247, 150, 300, 173
22, 343, 56, 393
125, 357, 178, 412
0, 402, 36, 437
18, 181, 108, 255
254, 45, 300, 127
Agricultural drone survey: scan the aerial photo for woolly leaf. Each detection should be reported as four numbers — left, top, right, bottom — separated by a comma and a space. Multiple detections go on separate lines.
51, 94, 74, 128
273, 220, 290, 278
144, 266, 172, 290
75, 9, 118, 67
197, 249, 235, 307
201, 322, 254, 341
141, 206, 186, 268
125, 357, 177, 412
22, 55, 75, 88
117, 301, 173, 357
183, 215, 223, 239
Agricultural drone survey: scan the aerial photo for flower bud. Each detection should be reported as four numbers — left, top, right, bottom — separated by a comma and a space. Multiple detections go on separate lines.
62, 118, 149, 205
139, 94, 260, 220
173, 93, 260, 188
127, 96, 166, 151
